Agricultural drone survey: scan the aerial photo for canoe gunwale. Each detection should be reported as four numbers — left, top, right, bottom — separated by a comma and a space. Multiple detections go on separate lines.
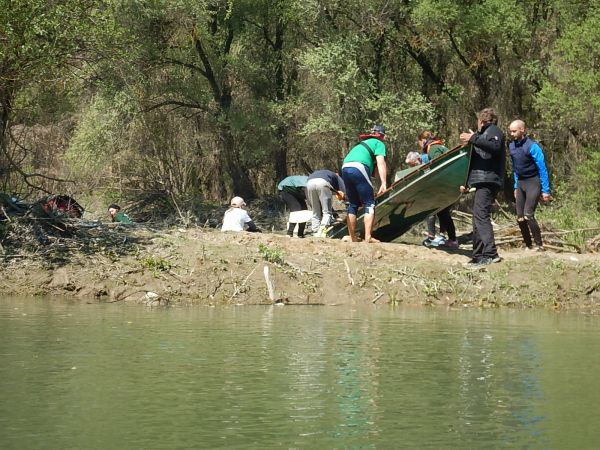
329, 144, 471, 241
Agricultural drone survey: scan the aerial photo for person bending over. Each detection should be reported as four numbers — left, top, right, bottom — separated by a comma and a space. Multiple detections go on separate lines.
341, 124, 388, 243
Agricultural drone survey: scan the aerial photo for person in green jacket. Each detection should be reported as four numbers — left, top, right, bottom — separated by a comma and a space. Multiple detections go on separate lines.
277, 175, 309, 237
108, 204, 133, 224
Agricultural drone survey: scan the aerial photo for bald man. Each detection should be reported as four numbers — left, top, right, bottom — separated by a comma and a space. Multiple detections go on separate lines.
508, 120, 552, 251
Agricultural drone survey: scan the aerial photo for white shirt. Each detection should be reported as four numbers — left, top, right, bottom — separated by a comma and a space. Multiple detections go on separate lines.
221, 207, 252, 232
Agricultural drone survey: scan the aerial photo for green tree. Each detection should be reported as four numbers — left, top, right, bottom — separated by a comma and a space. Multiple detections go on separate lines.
0, 0, 116, 192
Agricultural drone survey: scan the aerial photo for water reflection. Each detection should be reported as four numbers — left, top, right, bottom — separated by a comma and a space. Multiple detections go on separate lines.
1, 300, 600, 448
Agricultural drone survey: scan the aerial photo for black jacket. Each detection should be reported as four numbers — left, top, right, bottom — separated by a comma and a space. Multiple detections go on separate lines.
467, 123, 505, 188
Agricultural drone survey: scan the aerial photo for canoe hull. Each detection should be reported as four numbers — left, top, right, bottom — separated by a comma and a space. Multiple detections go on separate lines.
330, 145, 471, 242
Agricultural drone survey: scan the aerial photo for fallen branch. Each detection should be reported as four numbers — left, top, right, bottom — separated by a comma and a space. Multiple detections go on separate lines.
106, 289, 146, 303
543, 227, 600, 235
344, 259, 355, 285
372, 292, 384, 304
494, 200, 513, 221
263, 265, 276, 302
545, 239, 582, 252
231, 266, 258, 299
542, 243, 572, 252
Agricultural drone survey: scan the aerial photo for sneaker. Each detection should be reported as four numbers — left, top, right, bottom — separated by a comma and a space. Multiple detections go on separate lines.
430, 235, 447, 247
464, 258, 486, 267
472, 257, 493, 266
534, 246, 545, 252
465, 256, 501, 267
422, 237, 433, 247
315, 226, 333, 238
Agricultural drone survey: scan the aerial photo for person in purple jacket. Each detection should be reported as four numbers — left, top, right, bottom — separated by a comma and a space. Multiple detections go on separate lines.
508, 120, 552, 251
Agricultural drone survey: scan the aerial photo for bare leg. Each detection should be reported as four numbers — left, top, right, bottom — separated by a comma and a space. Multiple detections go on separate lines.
364, 213, 379, 243
347, 213, 358, 242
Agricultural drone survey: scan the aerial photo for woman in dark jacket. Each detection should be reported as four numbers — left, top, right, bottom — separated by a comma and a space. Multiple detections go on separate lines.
459, 108, 505, 266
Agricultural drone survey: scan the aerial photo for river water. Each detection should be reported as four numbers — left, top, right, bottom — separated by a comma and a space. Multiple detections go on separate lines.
1, 298, 599, 449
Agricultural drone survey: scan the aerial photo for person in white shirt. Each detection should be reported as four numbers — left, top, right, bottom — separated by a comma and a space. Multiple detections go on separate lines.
221, 196, 261, 232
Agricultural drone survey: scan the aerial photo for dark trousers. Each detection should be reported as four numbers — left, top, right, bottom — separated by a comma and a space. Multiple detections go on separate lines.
437, 206, 456, 241
280, 190, 307, 236
515, 176, 543, 247
426, 206, 456, 241
472, 184, 499, 260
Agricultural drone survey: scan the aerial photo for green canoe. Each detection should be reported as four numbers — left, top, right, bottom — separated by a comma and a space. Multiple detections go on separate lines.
330, 144, 471, 242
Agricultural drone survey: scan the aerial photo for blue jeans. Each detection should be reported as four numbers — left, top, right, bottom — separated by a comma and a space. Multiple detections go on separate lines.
342, 166, 374, 215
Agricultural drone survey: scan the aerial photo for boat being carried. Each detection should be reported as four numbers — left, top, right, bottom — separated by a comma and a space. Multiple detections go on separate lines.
329, 144, 471, 242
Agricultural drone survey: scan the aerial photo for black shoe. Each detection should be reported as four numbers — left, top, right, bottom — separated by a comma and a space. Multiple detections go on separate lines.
465, 258, 483, 266
476, 257, 494, 266
465, 257, 493, 267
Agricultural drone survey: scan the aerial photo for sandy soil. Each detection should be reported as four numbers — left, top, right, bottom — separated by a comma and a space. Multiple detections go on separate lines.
1, 223, 599, 311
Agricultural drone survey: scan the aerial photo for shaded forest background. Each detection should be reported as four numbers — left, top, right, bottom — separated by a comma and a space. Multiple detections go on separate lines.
1, 0, 599, 228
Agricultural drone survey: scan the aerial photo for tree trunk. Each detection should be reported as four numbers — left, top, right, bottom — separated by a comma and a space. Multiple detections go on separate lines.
219, 126, 255, 199
192, 32, 256, 199
0, 89, 13, 186
272, 18, 288, 182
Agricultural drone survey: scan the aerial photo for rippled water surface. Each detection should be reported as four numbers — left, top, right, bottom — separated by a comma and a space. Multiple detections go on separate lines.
1, 298, 600, 449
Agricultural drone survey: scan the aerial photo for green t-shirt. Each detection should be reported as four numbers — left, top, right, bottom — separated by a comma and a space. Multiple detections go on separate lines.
277, 175, 308, 191
343, 138, 386, 174
114, 211, 133, 224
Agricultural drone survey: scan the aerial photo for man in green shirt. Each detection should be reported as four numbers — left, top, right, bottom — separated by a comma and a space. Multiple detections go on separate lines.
108, 204, 133, 224
341, 125, 388, 243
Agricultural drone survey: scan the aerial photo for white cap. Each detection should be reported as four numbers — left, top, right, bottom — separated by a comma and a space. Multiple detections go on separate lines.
230, 196, 246, 207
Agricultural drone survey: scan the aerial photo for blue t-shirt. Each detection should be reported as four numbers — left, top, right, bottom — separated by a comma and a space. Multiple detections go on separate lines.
308, 170, 346, 194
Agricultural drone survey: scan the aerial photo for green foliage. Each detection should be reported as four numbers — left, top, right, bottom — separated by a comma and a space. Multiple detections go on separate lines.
535, 5, 600, 138
1, 0, 599, 235
258, 243, 284, 265
140, 255, 172, 275
64, 91, 137, 182
537, 148, 600, 246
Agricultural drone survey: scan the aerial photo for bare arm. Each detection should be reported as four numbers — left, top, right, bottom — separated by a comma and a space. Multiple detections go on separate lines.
375, 155, 387, 195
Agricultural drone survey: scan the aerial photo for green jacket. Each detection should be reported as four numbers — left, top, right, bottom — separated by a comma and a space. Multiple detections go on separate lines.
427, 143, 448, 160
114, 211, 133, 224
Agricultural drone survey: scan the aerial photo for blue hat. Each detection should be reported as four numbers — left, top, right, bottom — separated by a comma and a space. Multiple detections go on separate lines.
371, 124, 385, 135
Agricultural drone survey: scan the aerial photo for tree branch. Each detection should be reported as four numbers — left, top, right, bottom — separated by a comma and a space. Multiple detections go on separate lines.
191, 28, 222, 102
4, 130, 74, 193
144, 100, 208, 113
162, 58, 207, 77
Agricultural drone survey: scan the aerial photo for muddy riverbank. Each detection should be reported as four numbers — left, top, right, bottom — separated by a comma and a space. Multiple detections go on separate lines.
1, 222, 599, 311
